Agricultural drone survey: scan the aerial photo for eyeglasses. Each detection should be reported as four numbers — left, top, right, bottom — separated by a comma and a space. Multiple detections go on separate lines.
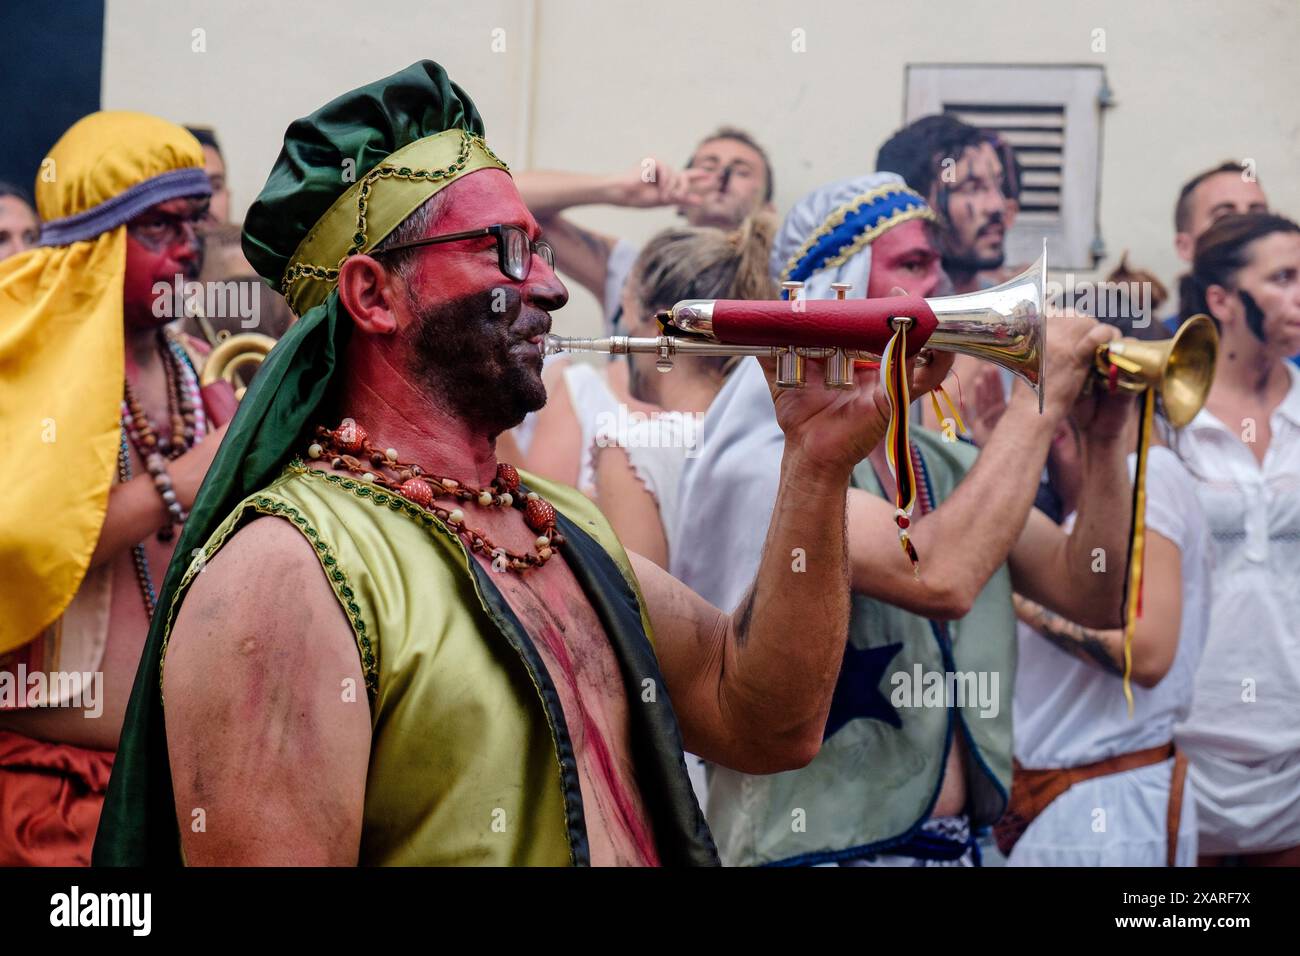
127, 205, 207, 249
372, 223, 555, 281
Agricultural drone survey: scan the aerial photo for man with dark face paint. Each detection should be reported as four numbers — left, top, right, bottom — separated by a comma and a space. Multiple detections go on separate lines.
96, 62, 898, 868
877, 114, 1018, 297
0, 113, 228, 865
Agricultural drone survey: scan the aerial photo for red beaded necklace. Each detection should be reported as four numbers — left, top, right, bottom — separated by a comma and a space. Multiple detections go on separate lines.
308, 418, 562, 574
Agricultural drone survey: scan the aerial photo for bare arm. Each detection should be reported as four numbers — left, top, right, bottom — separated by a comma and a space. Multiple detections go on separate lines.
633, 445, 851, 773
163, 516, 370, 865
846, 315, 1123, 623
846, 386, 1056, 620
518, 164, 706, 303
89, 421, 229, 569
594, 445, 670, 568
534, 214, 616, 302
1014, 529, 1183, 687
636, 342, 904, 771
515, 171, 624, 301
1007, 429, 1133, 629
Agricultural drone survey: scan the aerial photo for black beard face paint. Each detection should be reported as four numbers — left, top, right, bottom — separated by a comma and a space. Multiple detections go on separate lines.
1239, 290, 1268, 343
934, 185, 1005, 274
401, 285, 549, 436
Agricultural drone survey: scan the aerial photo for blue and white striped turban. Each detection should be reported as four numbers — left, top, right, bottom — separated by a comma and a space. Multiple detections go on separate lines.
770, 172, 936, 300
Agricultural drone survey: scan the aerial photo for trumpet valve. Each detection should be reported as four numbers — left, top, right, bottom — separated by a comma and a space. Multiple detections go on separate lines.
776, 347, 806, 389
656, 340, 674, 373
825, 348, 853, 389
781, 281, 803, 303
831, 282, 852, 300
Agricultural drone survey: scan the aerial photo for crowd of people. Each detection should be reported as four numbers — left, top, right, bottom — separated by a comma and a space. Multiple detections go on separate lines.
0, 58, 1296, 868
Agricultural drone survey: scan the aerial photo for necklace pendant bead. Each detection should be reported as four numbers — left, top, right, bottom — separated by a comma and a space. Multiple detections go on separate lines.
308, 443, 323, 459
385, 448, 398, 462
495, 463, 520, 492
499, 492, 513, 508
478, 491, 493, 507
535, 535, 550, 549
336, 418, 366, 453
447, 508, 464, 525
524, 497, 557, 533
399, 478, 434, 507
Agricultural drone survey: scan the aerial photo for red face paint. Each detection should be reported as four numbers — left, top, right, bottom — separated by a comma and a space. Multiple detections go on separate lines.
867, 219, 942, 299
122, 197, 206, 329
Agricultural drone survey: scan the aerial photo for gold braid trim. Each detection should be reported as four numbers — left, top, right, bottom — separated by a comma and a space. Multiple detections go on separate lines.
280, 129, 510, 316
778, 183, 936, 283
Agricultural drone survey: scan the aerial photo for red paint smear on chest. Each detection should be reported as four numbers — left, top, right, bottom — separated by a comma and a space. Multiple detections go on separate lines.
531, 621, 661, 866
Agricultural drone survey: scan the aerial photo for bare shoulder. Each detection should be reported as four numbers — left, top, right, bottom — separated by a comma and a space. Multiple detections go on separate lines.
165, 514, 356, 694
164, 515, 370, 865
173, 515, 328, 630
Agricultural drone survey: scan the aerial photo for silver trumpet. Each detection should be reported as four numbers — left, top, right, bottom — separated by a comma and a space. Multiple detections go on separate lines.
546, 244, 1047, 409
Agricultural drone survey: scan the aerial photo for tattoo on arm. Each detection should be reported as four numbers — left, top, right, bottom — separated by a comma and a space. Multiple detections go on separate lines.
1020, 599, 1124, 676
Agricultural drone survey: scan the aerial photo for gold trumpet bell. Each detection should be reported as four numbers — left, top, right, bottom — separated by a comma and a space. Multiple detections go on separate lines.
1094, 314, 1219, 428
201, 331, 276, 400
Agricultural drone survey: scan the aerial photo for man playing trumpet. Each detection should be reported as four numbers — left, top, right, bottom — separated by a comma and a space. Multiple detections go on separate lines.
675, 173, 1136, 866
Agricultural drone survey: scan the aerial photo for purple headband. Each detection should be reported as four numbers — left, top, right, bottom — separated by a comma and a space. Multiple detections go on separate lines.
37, 167, 212, 247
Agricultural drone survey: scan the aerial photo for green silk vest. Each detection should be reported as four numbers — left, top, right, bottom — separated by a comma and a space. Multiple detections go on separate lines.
160, 459, 718, 866
705, 430, 1015, 866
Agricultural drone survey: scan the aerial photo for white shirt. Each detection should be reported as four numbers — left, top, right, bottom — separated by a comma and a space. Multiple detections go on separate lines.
671, 359, 782, 614
593, 411, 696, 560
604, 238, 640, 334
1009, 448, 1210, 867
1173, 362, 1300, 855
561, 363, 621, 498
1015, 447, 1212, 768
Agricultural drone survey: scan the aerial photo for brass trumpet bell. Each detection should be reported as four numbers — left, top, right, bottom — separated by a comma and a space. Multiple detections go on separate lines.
1093, 314, 1219, 428
200, 331, 276, 400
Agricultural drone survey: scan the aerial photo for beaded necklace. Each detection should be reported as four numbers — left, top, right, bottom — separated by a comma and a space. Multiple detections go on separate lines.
308, 418, 562, 574
117, 329, 208, 616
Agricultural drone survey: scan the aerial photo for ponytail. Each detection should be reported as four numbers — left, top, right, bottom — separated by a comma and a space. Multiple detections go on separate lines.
629, 212, 778, 377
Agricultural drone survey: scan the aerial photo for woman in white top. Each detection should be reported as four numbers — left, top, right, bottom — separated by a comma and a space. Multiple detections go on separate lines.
592, 213, 777, 569
1009, 435, 1211, 866
1170, 212, 1300, 865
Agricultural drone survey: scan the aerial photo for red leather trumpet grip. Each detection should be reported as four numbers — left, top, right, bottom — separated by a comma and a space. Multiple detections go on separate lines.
709, 296, 938, 355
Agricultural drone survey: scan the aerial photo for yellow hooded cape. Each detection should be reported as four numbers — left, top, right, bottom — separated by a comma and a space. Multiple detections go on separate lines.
0, 112, 210, 652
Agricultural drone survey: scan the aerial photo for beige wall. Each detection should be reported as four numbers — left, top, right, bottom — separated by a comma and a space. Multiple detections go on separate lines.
104, 0, 1300, 336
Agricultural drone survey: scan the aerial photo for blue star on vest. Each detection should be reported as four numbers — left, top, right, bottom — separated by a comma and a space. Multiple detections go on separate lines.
822, 641, 904, 740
